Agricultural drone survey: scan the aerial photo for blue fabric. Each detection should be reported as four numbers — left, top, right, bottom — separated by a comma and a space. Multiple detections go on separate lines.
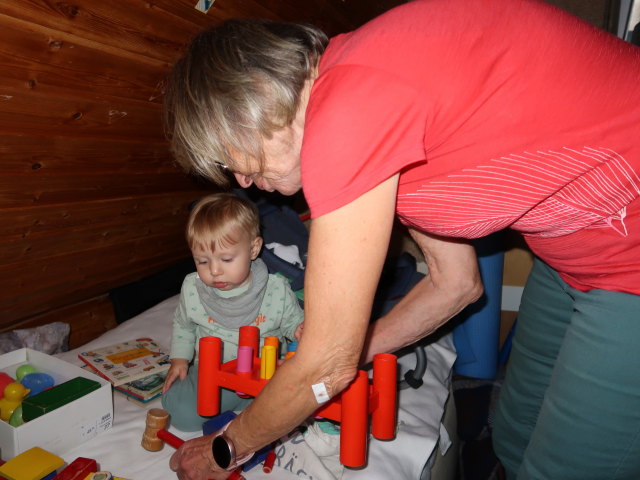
493, 258, 640, 479
254, 197, 309, 292
453, 232, 504, 379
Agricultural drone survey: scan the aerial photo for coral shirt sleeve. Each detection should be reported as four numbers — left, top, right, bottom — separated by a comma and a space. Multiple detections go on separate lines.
301, 64, 427, 219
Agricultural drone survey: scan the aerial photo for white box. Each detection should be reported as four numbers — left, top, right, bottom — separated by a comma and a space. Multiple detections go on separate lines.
0, 348, 113, 461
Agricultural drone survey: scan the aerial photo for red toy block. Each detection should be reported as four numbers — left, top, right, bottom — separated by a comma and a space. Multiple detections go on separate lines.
197, 326, 398, 468
51, 457, 98, 480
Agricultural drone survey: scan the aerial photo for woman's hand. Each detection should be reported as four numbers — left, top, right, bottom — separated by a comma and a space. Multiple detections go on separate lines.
169, 433, 231, 480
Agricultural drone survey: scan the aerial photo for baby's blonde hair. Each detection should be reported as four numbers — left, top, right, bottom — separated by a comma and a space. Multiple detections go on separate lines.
187, 193, 260, 252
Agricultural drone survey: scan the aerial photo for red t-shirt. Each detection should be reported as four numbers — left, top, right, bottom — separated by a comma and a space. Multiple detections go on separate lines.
301, 0, 640, 294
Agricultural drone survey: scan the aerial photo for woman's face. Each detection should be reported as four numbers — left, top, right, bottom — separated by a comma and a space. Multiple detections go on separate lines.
232, 78, 313, 196
232, 127, 303, 195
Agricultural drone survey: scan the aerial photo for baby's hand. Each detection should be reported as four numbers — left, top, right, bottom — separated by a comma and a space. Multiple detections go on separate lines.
162, 358, 189, 394
294, 322, 304, 341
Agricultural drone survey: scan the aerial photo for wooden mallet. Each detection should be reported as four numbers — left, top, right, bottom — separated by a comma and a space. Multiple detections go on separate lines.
141, 408, 245, 479
141, 408, 183, 451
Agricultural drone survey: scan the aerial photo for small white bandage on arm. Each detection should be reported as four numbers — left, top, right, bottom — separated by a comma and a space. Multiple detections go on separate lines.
311, 382, 330, 404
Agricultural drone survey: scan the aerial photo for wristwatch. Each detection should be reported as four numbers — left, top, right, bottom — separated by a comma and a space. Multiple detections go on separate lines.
211, 433, 236, 470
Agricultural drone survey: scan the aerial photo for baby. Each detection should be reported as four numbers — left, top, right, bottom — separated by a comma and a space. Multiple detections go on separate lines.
161, 192, 304, 431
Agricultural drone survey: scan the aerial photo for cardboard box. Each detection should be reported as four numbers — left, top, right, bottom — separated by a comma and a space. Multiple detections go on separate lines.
0, 348, 113, 461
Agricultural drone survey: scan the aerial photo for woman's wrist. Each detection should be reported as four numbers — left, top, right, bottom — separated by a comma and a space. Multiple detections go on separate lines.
209, 420, 254, 471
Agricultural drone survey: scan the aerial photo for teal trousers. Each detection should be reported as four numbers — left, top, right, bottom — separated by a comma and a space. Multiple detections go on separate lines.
493, 258, 640, 479
161, 363, 251, 432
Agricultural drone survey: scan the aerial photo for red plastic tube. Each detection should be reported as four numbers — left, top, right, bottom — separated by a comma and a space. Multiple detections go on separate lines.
198, 336, 222, 416
372, 353, 397, 439
263, 449, 277, 473
228, 468, 245, 480
238, 326, 260, 358
340, 371, 369, 467
157, 428, 185, 449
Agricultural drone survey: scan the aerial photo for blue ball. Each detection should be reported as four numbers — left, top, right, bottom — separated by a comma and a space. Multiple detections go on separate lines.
20, 373, 55, 396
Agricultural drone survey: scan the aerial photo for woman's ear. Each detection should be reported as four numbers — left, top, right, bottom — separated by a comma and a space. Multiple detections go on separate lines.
250, 236, 263, 260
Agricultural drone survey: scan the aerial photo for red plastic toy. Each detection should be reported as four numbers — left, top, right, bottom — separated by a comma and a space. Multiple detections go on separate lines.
197, 326, 398, 468
51, 457, 98, 480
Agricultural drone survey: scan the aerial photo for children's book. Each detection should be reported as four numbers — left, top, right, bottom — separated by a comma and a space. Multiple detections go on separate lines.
78, 338, 170, 387
113, 371, 166, 405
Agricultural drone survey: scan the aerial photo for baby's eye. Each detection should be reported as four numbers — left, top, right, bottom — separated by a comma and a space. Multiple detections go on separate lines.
195, 259, 208, 265
221, 258, 234, 263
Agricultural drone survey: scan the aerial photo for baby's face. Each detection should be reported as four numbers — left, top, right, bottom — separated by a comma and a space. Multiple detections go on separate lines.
192, 235, 262, 291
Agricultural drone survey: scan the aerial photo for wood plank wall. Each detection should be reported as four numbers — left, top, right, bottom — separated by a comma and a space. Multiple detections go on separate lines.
0, 0, 406, 348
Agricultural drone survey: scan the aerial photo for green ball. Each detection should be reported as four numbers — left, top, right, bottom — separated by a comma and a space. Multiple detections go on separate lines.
15, 364, 37, 381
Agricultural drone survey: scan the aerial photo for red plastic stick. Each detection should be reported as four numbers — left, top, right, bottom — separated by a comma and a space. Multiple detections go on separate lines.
228, 468, 245, 480
157, 428, 185, 449
198, 336, 222, 416
238, 326, 259, 358
262, 449, 276, 473
340, 371, 369, 467
372, 353, 397, 439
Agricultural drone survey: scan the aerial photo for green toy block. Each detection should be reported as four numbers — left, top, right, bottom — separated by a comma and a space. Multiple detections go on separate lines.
21, 377, 101, 422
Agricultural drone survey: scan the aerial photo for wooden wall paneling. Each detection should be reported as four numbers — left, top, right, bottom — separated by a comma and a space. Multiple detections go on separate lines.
0, 234, 191, 322
1, 135, 179, 175
154, 0, 406, 37
1, 206, 193, 266
0, 1, 211, 326
0, 1, 205, 63
0, 170, 204, 206
0, 178, 212, 320
158, 0, 351, 33
1, 192, 204, 238
0, 294, 118, 350
0, 18, 168, 105
222, 0, 352, 33
324, 0, 403, 31
0, 85, 164, 139
188, 0, 284, 23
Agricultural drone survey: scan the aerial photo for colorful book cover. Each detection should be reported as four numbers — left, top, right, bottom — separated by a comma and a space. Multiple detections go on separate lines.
113, 371, 166, 404
78, 338, 170, 386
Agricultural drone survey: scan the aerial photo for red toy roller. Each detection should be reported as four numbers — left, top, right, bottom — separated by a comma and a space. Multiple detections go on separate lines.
197, 326, 398, 468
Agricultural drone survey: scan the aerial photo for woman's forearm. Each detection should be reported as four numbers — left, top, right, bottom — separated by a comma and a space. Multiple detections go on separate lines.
361, 232, 483, 364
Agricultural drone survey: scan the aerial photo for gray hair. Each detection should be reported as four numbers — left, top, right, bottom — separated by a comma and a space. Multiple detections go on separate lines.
164, 19, 328, 185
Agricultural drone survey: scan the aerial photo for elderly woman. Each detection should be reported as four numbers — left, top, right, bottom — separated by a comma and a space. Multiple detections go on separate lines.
165, 0, 640, 478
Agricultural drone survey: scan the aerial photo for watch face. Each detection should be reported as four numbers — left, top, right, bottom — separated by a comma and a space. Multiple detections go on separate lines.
212, 435, 232, 469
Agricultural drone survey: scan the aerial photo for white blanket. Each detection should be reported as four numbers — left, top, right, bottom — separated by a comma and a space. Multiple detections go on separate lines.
56, 295, 456, 480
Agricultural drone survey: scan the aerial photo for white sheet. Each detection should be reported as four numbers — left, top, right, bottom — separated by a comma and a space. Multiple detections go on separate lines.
55, 295, 456, 480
